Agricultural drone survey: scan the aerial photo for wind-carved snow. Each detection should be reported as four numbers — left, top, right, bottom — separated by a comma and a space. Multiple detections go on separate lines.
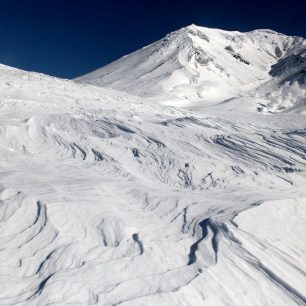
1, 25, 306, 306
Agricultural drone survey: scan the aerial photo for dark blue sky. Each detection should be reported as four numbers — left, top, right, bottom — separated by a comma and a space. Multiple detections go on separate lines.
1, 0, 305, 79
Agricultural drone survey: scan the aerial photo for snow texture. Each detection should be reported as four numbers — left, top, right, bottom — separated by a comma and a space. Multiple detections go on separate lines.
1, 25, 306, 305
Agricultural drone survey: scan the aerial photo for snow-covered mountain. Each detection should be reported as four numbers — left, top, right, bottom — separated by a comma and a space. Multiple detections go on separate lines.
0, 26, 306, 306
76, 25, 306, 113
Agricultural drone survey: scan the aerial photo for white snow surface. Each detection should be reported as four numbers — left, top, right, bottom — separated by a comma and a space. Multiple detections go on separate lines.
1, 25, 306, 306
76, 24, 306, 113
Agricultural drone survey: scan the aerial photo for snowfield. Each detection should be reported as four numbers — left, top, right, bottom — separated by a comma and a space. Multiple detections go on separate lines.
76, 24, 306, 113
1, 25, 306, 306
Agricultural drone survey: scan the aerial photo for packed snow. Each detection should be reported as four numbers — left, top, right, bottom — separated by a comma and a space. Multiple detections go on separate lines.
1, 25, 306, 306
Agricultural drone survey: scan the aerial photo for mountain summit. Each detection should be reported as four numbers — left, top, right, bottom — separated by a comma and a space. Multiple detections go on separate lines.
76, 25, 306, 112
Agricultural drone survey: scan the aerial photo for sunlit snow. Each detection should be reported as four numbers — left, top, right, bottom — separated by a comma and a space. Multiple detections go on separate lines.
1, 25, 306, 305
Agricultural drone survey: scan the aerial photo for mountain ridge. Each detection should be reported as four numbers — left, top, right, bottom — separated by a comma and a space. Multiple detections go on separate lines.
76, 24, 306, 113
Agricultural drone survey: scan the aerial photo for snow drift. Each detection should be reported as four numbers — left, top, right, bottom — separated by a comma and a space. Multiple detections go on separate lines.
0, 25, 306, 305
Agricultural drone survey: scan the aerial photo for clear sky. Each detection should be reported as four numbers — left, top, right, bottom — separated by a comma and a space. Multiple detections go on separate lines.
1, 0, 305, 79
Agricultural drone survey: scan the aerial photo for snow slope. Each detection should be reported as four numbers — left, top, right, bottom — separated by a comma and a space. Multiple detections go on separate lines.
1, 61, 306, 305
76, 25, 306, 113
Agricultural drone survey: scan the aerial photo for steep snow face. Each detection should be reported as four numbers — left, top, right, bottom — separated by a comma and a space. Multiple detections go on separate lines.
1, 64, 306, 305
76, 25, 306, 112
